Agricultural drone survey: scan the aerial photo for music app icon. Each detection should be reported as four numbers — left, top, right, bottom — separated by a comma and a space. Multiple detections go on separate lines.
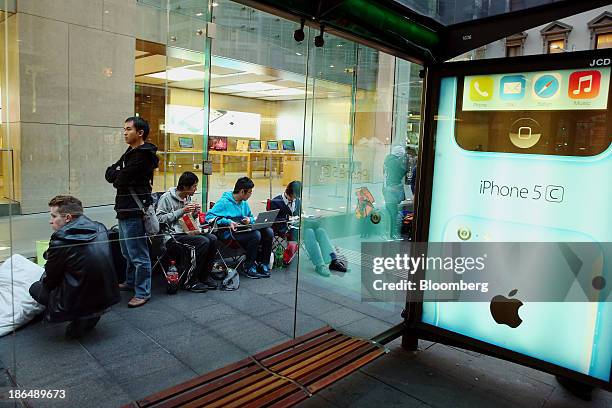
568, 70, 601, 99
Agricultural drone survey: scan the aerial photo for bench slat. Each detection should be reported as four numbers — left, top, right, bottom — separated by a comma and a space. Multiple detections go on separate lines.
135, 357, 255, 407
154, 366, 265, 408
126, 327, 386, 408
263, 333, 350, 371
252, 325, 334, 361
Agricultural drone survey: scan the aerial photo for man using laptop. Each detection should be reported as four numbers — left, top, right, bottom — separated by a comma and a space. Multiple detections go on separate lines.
206, 177, 274, 279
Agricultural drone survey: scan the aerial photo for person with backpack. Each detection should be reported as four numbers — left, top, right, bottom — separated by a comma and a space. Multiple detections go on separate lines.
105, 116, 159, 308
156, 171, 218, 293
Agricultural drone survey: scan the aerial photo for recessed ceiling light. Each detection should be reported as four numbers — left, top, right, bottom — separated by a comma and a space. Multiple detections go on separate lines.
146, 68, 206, 82
223, 82, 286, 92
295, 52, 302, 56
329, 65, 334, 68
212, 2, 219, 6
196, 12, 203, 16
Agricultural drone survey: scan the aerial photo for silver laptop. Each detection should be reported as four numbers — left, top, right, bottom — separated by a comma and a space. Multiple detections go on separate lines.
235, 209, 280, 232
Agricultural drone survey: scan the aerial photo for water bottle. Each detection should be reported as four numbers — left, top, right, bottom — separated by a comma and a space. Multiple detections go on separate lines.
167, 260, 179, 294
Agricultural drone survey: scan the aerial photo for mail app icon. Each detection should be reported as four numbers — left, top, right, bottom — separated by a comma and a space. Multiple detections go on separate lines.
500, 75, 526, 101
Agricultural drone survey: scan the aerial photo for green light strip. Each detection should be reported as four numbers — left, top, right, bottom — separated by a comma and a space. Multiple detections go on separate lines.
343, 0, 439, 47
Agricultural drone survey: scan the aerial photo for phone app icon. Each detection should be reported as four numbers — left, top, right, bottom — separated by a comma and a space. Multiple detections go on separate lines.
469, 76, 493, 101
568, 70, 601, 99
533, 74, 560, 99
499, 75, 526, 101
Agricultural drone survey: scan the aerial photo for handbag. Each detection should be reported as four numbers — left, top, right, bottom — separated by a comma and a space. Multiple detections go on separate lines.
129, 188, 160, 235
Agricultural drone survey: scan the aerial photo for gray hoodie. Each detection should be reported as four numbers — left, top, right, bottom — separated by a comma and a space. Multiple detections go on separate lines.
155, 187, 201, 237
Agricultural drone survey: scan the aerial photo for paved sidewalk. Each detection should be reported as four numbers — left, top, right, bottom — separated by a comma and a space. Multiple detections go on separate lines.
297, 339, 612, 408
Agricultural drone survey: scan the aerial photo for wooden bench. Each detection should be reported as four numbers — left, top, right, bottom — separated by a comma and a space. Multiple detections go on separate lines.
123, 326, 387, 408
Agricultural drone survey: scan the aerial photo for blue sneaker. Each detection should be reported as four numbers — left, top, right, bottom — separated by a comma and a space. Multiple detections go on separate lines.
242, 265, 260, 279
257, 263, 270, 278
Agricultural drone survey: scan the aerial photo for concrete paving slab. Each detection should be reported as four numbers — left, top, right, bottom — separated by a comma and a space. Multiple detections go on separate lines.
258, 308, 326, 337
204, 315, 291, 355
338, 317, 393, 339
145, 320, 248, 374
314, 371, 429, 408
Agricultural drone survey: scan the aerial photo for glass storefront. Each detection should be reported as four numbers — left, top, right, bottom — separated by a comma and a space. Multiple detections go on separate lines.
0, 0, 422, 404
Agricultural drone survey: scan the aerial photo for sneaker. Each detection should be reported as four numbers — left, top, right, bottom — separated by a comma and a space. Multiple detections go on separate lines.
315, 264, 331, 277
257, 263, 271, 278
186, 282, 208, 293
241, 265, 260, 279
329, 259, 347, 272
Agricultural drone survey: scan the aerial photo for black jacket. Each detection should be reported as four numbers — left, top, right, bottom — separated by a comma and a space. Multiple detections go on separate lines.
269, 194, 301, 235
105, 143, 159, 219
43, 216, 120, 322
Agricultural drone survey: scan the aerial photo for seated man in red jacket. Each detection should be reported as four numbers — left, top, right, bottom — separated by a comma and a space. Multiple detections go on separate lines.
29, 196, 120, 339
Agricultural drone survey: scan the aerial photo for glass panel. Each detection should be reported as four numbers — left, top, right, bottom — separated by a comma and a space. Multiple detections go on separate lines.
393, 0, 564, 25
205, 0, 307, 341
0, 0, 17, 391
295, 32, 423, 338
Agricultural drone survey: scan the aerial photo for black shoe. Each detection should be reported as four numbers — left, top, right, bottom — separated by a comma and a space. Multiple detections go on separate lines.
202, 277, 218, 290
65, 320, 85, 339
186, 282, 208, 293
329, 259, 347, 272
555, 375, 593, 401
82, 316, 101, 332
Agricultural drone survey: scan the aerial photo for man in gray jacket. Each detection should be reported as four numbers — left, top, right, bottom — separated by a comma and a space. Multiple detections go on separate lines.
156, 172, 218, 292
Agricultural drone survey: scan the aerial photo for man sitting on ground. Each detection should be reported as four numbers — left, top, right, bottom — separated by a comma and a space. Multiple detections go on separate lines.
156, 171, 218, 292
270, 181, 347, 277
205, 177, 274, 279
29, 196, 120, 339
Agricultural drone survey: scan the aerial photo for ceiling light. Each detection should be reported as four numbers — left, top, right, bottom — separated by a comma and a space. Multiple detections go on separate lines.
196, 12, 203, 16
223, 82, 286, 92
258, 88, 305, 96
146, 68, 206, 82
212, 2, 219, 7
295, 52, 302, 56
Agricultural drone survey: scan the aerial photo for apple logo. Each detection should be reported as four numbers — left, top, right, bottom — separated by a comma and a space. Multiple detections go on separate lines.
490, 289, 523, 328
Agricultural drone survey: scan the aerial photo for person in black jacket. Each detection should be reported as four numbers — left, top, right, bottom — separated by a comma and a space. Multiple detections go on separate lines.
270, 181, 347, 277
105, 117, 159, 308
29, 196, 120, 339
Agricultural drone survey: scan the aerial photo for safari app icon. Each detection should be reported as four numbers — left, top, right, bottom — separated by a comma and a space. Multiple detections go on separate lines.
533, 74, 560, 99
469, 76, 493, 101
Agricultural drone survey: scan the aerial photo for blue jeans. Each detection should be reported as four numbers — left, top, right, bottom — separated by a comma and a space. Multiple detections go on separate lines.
118, 216, 152, 299
303, 227, 334, 267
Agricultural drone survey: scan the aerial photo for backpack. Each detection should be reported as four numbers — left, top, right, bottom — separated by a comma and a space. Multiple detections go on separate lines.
209, 263, 239, 291
221, 267, 239, 291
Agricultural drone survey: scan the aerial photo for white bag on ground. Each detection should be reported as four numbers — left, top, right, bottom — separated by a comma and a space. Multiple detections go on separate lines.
0, 254, 46, 337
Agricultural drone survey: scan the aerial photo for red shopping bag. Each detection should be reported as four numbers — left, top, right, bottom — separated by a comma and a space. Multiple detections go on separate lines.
283, 242, 298, 265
